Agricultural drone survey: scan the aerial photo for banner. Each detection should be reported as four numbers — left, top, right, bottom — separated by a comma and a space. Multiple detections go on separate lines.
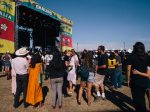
0, 0, 15, 17
0, 0, 15, 53
62, 34, 72, 48
62, 46, 72, 52
61, 23, 72, 35
0, 17, 14, 41
0, 38, 14, 53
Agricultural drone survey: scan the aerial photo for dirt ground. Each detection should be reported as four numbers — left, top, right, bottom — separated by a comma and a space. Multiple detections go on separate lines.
0, 72, 148, 112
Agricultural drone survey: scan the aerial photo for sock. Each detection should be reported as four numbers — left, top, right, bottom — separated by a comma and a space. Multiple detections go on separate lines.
102, 93, 105, 98
97, 91, 101, 97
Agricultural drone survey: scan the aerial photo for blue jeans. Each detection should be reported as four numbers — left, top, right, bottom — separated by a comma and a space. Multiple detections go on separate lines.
114, 71, 122, 88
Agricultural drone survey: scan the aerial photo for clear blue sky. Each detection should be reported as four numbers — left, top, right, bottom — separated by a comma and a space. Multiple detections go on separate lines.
37, 0, 150, 51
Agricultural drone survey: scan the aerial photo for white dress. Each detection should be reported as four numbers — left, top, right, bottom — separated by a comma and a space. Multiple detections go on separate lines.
67, 55, 79, 84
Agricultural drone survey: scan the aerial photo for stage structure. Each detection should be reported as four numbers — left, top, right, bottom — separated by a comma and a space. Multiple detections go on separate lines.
0, 0, 73, 53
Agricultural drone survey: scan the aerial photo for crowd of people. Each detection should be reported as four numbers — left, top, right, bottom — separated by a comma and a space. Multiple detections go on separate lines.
0, 42, 150, 112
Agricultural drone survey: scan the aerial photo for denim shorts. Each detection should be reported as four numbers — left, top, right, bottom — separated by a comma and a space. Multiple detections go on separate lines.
88, 72, 95, 83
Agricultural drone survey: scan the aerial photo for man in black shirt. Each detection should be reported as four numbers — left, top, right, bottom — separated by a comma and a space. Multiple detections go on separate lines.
94, 45, 108, 101
127, 42, 150, 112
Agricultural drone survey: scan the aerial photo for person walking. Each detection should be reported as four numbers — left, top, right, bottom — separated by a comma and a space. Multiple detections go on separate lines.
11, 47, 29, 108
26, 51, 43, 107
127, 42, 150, 112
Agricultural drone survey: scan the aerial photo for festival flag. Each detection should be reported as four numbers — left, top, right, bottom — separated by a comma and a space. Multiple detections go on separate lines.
0, 0, 15, 53
61, 34, 72, 48
0, 17, 14, 41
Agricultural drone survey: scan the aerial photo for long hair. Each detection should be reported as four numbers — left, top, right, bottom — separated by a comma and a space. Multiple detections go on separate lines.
133, 42, 145, 56
133, 42, 146, 60
31, 52, 42, 68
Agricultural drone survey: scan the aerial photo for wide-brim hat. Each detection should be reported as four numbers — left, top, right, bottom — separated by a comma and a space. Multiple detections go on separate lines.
15, 47, 29, 56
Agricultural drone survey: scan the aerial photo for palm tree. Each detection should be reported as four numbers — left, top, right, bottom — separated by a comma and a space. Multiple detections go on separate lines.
2, 1, 12, 13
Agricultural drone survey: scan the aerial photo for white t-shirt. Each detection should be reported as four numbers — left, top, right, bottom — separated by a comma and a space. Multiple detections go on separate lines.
11, 57, 29, 75
44, 54, 53, 65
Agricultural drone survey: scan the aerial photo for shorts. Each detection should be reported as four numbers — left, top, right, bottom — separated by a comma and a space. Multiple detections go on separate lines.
4, 61, 11, 67
94, 73, 105, 85
81, 77, 88, 82
88, 72, 95, 83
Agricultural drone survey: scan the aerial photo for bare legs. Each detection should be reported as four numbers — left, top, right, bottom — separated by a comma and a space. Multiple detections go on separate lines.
78, 82, 86, 104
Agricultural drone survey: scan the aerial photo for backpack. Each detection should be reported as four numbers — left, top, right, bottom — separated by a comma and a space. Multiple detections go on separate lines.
77, 65, 89, 79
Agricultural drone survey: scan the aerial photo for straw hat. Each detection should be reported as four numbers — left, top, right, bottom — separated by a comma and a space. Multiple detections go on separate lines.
15, 47, 29, 56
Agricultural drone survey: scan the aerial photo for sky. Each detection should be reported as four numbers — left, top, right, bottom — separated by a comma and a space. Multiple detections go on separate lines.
37, 0, 150, 51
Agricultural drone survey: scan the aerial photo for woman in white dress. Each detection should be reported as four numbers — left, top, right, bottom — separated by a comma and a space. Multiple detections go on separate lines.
67, 49, 79, 95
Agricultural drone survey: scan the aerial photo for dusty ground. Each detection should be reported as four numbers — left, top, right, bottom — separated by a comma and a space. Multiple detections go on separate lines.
0, 72, 148, 112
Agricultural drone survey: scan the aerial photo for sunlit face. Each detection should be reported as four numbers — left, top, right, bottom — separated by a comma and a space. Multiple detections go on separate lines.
66, 51, 72, 56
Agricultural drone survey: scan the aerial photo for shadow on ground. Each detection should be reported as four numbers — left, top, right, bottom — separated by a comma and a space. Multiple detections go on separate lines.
42, 86, 49, 103
106, 89, 134, 112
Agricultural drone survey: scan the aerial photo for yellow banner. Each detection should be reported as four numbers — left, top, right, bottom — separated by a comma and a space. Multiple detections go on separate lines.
52, 12, 73, 25
19, 0, 36, 3
0, 0, 15, 16
19, 0, 30, 2
0, 39, 14, 53
61, 24, 72, 34
62, 46, 72, 52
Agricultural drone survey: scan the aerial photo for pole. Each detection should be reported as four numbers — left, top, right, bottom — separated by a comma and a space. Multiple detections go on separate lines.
77, 42, 78, 52
14, 1, 19, 50
123, 41, 125, 50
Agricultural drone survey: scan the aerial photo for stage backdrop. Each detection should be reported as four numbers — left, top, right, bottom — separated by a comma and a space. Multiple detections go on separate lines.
0, 0, 15, 53
0, 0, 73, 53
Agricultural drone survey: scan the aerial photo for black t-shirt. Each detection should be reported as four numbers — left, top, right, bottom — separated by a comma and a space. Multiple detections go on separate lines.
48, 53, 65, 79
97, 54, 108, 75
63, 55, 71, 69
127, 53, 150, 87
64, 55, 70, 62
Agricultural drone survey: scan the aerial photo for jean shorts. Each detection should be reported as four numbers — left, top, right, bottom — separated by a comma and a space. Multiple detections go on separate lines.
88, 72, 95, 83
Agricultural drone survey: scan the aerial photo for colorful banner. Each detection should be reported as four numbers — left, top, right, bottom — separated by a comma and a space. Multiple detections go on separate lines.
0, 38, 14, 53
0, 0, 15, 53
62, 46, 72, 52
0, 17, 14, 41
19, 0, 32, 2
62, 34, 72, 48
61, 23, 72, 35
0, 0, 15, 17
